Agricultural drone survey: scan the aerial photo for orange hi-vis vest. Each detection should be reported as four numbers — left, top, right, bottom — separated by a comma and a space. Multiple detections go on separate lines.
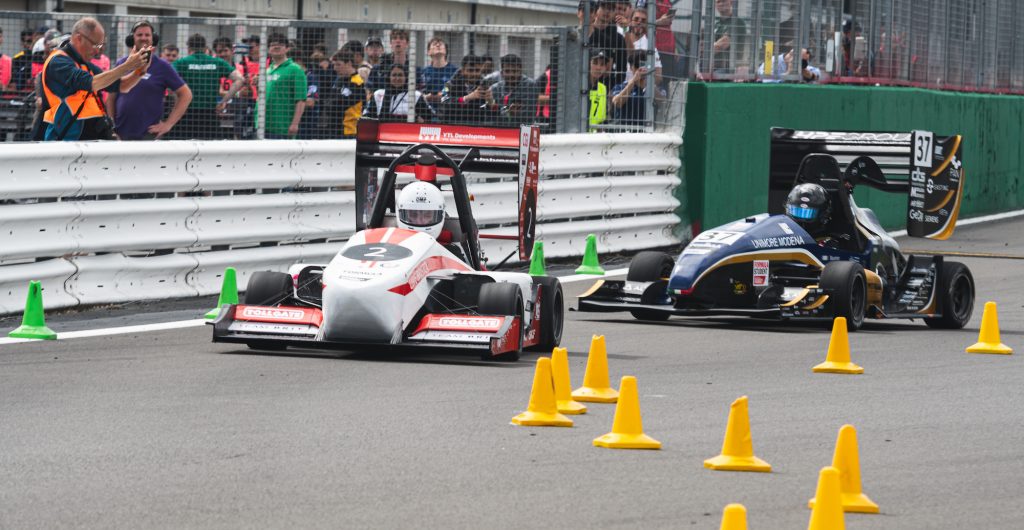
42, 49, 103, 125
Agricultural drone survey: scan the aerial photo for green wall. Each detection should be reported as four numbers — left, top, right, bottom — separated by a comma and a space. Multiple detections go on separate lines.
681, 83, 1024, 233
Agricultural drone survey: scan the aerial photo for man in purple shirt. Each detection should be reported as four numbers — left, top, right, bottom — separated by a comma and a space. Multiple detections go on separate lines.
107, 21, 192, 140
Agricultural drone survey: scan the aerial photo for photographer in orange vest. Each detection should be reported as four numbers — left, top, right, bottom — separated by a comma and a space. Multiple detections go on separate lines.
42, 17, 150, 141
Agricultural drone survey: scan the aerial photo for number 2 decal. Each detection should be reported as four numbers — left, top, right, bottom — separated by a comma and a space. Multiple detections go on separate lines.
365, 247, 388, 257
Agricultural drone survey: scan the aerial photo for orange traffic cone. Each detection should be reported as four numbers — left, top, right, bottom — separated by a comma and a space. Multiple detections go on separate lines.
809, 424, 879, 513
571, 335, 619, 403
808, 467, 846, 530
704, 396, 771, 472
813, 317, 864, 374
511, 357, 573, 427
593, 376, 661, 449
719, 503, 748, 530
966, 301, 1013, 354
551, 347, 587, 415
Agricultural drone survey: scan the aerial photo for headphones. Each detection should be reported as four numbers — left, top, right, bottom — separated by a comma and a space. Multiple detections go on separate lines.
124, 21, 159, 48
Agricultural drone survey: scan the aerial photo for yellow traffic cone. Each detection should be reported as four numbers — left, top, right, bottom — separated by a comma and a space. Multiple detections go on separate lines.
966, 301, 1013, 354
511, 357, 573, 427
551, 347, 587, 415
813, 317, 864, 374
808, 467, 846, 530
809, 424, 879, 513
704, 396, 771, 472
719, 503, 748, 530
571, 335, 619, 403
593, 376, 661, 449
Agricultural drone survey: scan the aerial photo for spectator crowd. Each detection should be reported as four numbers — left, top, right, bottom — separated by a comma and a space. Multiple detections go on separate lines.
0, 0, 853, 141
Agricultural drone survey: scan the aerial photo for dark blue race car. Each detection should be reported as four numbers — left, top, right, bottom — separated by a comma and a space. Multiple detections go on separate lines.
579, 136, 974, 331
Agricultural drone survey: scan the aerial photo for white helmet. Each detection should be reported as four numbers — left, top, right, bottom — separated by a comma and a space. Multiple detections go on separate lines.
396, 181, 446, 239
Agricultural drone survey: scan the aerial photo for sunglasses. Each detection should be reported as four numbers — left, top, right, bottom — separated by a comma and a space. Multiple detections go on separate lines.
77, 32, 104, 51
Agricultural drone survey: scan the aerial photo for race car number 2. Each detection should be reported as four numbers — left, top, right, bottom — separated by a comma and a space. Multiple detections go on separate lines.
342, 243, 414, 262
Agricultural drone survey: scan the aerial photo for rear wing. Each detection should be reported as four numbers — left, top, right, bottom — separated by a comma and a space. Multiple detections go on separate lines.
355, 120, 540, 260
769, 128, 965, 240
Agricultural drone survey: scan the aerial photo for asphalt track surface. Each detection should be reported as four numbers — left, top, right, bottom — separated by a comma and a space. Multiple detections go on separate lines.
2, 217, 1023, 529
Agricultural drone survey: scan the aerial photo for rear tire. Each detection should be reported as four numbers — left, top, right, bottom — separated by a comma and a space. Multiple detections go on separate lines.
530, 276, 564, 352
626, 251, 674, 321
820, 261, 867, 331
244, 271, 293, 306
478, 282, 524, 361
925, 261, 974, 329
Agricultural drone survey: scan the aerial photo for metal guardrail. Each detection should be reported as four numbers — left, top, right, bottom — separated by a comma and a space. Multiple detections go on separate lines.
0, 133, 681, 314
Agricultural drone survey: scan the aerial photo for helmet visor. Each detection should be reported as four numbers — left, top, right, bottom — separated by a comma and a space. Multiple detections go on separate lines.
786, 204, 818, 220
399, 208, 444, 227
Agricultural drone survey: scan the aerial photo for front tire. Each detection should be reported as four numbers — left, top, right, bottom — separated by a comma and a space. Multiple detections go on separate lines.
626, 251, 674, 321
925, 261, 974, 329
820, 261, 867, 331
478, 282, 524, 361
530, 276, 564, 352
244, 271, 293, 306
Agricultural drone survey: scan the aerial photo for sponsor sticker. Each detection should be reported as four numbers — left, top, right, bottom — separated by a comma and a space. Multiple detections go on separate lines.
241, 307, 306, 321
752, 260, 769, 286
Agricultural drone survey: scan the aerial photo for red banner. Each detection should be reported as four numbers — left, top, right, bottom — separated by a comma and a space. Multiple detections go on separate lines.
370, 122, 520, 148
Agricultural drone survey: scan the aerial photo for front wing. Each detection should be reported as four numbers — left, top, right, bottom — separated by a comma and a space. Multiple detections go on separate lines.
211, 304, 523, 357
577, 280, 836, 321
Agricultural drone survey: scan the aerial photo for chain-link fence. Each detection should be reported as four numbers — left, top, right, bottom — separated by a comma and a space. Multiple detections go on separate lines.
0, 12, 581, 142
1, 2, 1021, 142
687, 0, 1024, 92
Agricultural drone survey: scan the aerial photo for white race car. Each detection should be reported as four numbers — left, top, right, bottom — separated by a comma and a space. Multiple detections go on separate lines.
212, 135, 563, 361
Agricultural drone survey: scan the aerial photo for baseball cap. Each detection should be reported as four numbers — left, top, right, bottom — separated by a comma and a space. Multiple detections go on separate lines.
591, 49, 611, 61
244, 34, 260, 44
365, 36, 383, 47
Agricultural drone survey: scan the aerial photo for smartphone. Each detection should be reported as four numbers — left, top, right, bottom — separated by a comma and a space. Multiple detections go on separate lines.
666, 8, 677, 16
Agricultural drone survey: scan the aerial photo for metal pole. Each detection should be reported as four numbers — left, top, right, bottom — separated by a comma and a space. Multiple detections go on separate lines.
689, 0, 704, 78
942, 0, 950, 86
256, 24, 268, 140
581, 0, 592, 133
407, 29, 417, 123
645, 0, 656, 131
799, 0, 811, 81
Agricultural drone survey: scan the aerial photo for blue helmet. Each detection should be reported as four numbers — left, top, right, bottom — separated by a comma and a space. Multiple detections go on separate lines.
785, 183, 831, 233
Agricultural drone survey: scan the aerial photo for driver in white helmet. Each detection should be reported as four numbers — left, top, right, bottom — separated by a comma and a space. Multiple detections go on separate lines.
397, 180, 446, 238
396, 180, 469, 261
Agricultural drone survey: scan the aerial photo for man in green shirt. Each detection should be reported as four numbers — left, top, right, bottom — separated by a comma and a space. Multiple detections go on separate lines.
259, 34, 307, 138
712, 0, 750, 75
172, 33, 244, 139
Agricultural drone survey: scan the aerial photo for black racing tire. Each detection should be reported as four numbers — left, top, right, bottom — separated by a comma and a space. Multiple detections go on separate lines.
626, 251, 674, 321
820, 261, 867, 331
925, 261, 975, 329
478, 282, 524, 361
529, 276, 564, 352
244, 271, 293, 306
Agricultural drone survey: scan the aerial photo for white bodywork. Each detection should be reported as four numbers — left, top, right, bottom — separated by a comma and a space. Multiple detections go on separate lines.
314, 227, 534, 344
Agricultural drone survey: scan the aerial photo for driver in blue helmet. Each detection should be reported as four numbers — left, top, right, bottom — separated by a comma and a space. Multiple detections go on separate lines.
784, 182, 854, 249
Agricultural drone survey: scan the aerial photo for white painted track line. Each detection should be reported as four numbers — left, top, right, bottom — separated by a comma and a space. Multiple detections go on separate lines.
5, 207, 1023, 345
0, 319, 208, 345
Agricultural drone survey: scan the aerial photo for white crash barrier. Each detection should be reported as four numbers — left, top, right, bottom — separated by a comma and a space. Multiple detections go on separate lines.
72, 198, 199, 253
290, 140, 357, 188
0, 259, 79, 314
0, 202, 82, 261
0, 142, 83, 201
186, 140, 305, 191
0, 134, 682, 314
74, 141, 200, 195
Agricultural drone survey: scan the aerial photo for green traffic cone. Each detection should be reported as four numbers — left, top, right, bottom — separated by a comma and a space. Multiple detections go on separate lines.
8, 280, 57, 340
528, 241, 547, 276
575, 233, 605, 275
205, 267, 239, 319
